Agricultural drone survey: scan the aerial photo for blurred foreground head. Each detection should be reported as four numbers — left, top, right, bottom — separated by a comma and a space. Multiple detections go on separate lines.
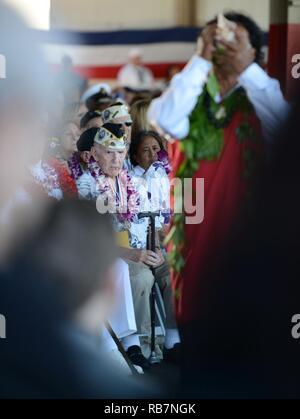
0, 2, 51, 261
0, 2, 50, 204
12, 199, 118, 325
0, 200, 130, 398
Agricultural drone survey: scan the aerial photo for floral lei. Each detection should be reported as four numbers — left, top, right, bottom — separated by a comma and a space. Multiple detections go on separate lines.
152, 149, 172, 175
68, 152, 84, 181
87, 157, 140, 223
166, 73, 258, 274
30, 160, 61, 199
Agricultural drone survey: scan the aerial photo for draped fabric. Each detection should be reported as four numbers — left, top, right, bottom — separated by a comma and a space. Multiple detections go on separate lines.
168, 108, 263, 325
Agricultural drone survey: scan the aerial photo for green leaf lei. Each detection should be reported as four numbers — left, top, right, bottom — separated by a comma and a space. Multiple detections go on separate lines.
166, 74, 256, 275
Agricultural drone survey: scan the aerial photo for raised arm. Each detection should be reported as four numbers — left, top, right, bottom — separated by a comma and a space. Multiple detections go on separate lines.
148, 26, 217, 139
218, 27, 290, 144
148, 57, 211, 139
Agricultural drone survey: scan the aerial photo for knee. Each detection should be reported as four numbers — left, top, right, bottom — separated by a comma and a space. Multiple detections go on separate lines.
141, 266, 155, 290
128, 262, 154, 293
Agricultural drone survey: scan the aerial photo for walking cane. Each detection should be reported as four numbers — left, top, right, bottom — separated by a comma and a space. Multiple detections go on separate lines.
138, 212, 161, 364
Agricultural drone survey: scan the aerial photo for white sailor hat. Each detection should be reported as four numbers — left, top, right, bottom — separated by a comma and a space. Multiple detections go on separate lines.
81, 83, 112, 103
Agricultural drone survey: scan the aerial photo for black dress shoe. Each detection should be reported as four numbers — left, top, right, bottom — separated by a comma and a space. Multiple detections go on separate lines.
126, 345, 151, 370
163, 343, 182, 364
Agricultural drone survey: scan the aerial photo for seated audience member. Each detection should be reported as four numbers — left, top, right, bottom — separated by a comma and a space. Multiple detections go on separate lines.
81, 84, 113, 112
69, 128, 98, 199
86, 88, 113, 112
129, 130, 180, 362
130, 99, 152, 141
81, 83, 112, 104
77, 124, 179, 368
75, 124, 129, 200
80, 110, 103, 130
73, 128, 144, 372
30, 121, 80, 199
112, 86, 138, 107
67, 127, 98, 195
100, 102, 133, 170
117, 48, 154, 91
63, 101, 88, 127
31, 122, 80, 199
76, 124, 165, 369
77, 103, 133, 175
129, 130, 172, 237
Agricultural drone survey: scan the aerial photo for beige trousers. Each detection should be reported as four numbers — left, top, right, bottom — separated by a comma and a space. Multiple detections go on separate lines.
125, 259, 177, 336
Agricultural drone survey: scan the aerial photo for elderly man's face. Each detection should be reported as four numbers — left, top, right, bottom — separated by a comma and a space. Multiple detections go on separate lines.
130, 55, 142, 66
92, 144, 126, 178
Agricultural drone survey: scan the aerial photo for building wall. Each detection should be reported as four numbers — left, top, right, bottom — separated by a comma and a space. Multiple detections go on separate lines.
50, 0, 272, 31
7, 0, 273, 32
50, 0, 185, 30
47, 0, 273, 85
195, 0, 271, 30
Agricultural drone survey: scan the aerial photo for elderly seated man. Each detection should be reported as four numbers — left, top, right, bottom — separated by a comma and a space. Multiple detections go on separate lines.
100, 102, 133, 170
76, 124, 179, 369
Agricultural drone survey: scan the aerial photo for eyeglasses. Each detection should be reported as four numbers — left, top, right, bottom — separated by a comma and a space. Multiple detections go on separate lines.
124, 122, 132, 127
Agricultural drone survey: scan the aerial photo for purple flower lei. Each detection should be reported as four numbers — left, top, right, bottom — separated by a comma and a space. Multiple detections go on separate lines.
68, 152, 84, 181
117, 171, 140, 223
152, 149, 171, 175
87, 157, 140, 223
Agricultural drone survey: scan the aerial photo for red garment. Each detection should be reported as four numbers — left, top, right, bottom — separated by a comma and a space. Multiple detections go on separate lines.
48, 158, 78, 198
169, 110, 263, 325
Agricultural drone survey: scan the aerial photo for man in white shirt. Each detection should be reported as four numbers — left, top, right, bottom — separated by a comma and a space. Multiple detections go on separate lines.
148, 15, 289, 146
117, 48, 154, 91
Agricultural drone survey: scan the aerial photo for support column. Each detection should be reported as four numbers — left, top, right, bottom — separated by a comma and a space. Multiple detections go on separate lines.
286, 0, 300, 97
268, 0, 300, 98
268, 0, 288, 91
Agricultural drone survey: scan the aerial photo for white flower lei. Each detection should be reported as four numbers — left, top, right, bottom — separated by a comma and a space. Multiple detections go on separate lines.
30, 160, 63, 200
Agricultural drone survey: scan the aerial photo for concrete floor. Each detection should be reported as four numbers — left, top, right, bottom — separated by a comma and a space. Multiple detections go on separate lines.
142, 360, 181, 398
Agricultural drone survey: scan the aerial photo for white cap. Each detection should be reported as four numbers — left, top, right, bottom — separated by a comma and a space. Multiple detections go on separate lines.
129, 48, 142, 58
80, 83, 112, 103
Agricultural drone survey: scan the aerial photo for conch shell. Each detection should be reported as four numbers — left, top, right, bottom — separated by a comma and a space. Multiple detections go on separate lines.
217, 13, 236, 42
